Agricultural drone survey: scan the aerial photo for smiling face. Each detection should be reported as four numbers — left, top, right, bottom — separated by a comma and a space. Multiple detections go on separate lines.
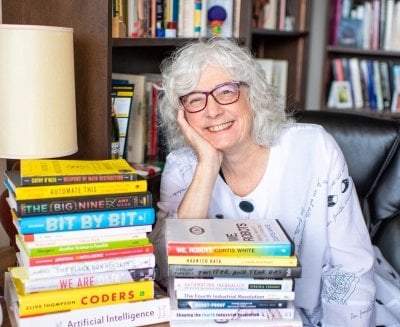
183, 66, 254, 153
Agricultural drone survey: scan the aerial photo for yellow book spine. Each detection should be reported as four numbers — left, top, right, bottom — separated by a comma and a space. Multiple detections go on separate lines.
14, 179, 147, 200
21, 158, 136, 178
15, 279, 154, 317
167, 255, 298, 267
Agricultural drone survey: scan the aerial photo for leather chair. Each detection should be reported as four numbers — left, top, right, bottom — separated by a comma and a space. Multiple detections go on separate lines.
297, 109, 400, 273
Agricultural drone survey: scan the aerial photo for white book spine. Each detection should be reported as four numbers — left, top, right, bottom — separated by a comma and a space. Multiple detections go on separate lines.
170, 305, 295, 320
175, 289, 295, 301
169, 309, 303, 326
23, 224, 152, 242
18, 252, 155, 279
173, 277, 294, 291
349, 57, 364, 109
14, 267, 155, 293
23, 232, 148, 248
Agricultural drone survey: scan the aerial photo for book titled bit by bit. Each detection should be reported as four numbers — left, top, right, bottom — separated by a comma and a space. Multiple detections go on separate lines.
165, 218, 295, 257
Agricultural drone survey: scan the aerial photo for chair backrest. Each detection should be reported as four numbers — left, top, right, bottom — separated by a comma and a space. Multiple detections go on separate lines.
297, 110, 400, 228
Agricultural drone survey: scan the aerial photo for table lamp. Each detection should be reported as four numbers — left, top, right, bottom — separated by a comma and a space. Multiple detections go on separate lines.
0, 24, 78, 159
0, 25, 78, 324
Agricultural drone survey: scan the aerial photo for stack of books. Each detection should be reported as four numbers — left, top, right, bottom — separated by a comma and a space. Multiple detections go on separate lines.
165, 218, 303, 326
3, 159, 170, 327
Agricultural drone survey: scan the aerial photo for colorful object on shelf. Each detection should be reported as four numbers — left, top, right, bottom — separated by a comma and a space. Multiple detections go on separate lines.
208, 5, 227, 37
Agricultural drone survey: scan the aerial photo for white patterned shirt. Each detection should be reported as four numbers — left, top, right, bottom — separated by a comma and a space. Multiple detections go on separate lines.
150, 123, 378, 326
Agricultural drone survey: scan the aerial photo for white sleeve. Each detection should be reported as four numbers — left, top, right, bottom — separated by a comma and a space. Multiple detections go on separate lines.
148, 151, 193, 288
320, 143, 376, 326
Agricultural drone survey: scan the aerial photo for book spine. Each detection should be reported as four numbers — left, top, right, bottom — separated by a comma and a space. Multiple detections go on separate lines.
175, 289, 295, 301
173, 277, 294, 292
14, 279, 154, 317
14, 179, 148, 200
22, 232, 149, 248
16, 207, 155, 233
20, 235, 150, 256
167, 242, 293, 256
19, 243, 154, 267
177, 298, 289, 309
20, 253, 156, 279
168, 264, 302, 279
167, 255, 298, 267
170, 306, 295, 320
15, 192, 153, 217
21, 172, 138, 185
22, 224, 152, 243
14, 267, 156, 294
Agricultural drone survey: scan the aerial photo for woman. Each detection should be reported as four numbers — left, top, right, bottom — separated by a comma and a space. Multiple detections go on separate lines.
149, 38, 377, 326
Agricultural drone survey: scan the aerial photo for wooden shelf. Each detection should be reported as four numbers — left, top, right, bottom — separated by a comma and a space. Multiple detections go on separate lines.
250, 0, 312, 111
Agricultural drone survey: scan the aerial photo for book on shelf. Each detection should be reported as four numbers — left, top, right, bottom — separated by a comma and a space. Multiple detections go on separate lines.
5, 274, 170, 327
327, 80, 353, 109
16, 233, 150, 256
165, 218, 294, 257
16, 252, 156, 279
168, 263, 302, 279
336, 18, 363, 48
17, 242, 154, 267
12, 206, 155, 234
172, 276, 294, 292
19, 158, 137, 186
10, 265, 156, 294
254, 0, 278, 30
256, 58, 288, 108
5, 170, 148, 200
176, 298, 289, 309
19, 224, 152, 244
112, 73, 147, 164
6, 271, 154, 317
111, 82, 135, 159
7, 190, 153, 217
170, 301, 296, 320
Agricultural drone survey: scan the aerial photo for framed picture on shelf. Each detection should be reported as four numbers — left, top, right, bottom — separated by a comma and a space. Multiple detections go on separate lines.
327, 81, 353, 109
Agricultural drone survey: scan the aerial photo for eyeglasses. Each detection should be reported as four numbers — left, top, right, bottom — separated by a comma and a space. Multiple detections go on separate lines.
179, 81, 247, 113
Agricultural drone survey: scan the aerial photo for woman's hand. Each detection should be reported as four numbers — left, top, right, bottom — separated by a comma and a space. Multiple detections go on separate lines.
177, 109, 223, 169
176, 109, 222, 219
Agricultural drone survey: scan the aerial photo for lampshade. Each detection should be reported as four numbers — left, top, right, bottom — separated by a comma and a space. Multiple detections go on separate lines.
0, 24, 78, 159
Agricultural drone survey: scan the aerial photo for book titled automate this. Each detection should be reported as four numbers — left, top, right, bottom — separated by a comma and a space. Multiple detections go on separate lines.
166, 218, 294, 257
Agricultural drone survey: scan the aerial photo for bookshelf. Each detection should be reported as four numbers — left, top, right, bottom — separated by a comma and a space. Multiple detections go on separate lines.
250, 0, 312, 111
2, 0, 252, 160
2, 0, 314, 158
321, 0, 400, 114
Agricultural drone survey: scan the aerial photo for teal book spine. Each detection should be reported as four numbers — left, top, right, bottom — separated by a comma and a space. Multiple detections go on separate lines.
16, 207, 155, 234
